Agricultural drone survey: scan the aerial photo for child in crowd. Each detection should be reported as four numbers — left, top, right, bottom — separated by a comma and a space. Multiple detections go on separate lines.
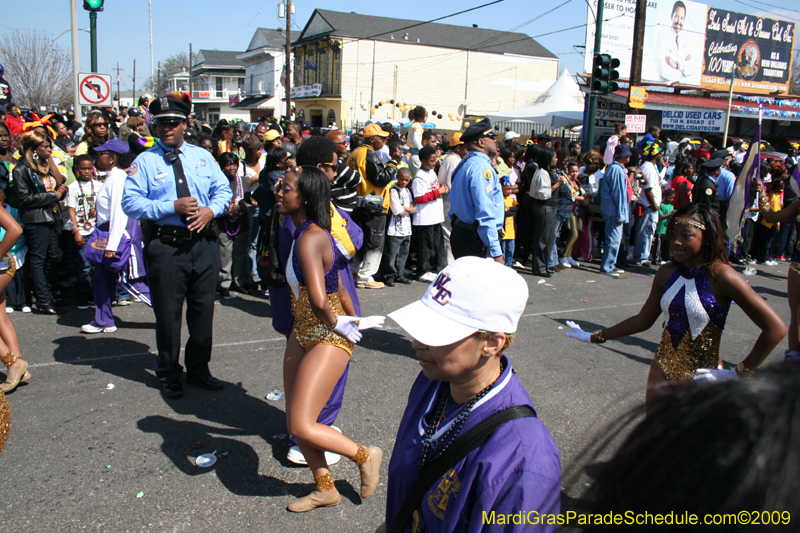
500, 177, 518, 267
652, 188, 674, 264
65, 154, 101, 309
411, 146, 447, 282
380, 168, 416, 287
217, 152, 251, 298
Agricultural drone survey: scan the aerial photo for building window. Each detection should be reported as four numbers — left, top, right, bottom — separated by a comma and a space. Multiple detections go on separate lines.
216, 77, 223, 98
298, 109, 305, 121
238, 77, 245, 94
327, 109, 336, 127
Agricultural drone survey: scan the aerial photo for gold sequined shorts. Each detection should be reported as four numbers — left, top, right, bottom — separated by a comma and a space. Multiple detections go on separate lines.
0, 254, 16, 279
290, 286, 354, 356
791, 262, 800, 275
654, 326, 723, 382
0, 390, 9, 453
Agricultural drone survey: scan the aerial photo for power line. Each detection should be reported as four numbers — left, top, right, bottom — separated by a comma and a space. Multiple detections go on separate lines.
733, 0, 800, 22
742, 0, 800, 16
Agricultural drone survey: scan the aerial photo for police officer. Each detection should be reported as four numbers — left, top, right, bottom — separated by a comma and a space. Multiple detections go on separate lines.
693, 158, 723, 212
448, 118, 504, 263
121, 94, 232, 400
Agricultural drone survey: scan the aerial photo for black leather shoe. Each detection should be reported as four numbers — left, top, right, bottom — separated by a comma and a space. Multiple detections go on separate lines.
161, 381, 184, 399
384, 278, 395, 287
37, 303, 64, 315
396, 277, 412, 285
533, 271, 552, 278
186, 374, 224, 390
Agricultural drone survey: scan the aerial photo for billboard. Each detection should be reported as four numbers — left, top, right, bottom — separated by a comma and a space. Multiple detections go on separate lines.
701, 9, 796, 94
583, 0, 796, 95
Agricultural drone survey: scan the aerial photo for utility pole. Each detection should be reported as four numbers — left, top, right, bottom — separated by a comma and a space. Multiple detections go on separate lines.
189, 43, 193, 102
157, 61, 162, 95
585, 0, 604, 151
132, 59, 136, 102
629, 0, 647, 88
149, 0, 154, 89
285, 0, 292, 121
70, 0, 81, 121
113, 62, 124, 108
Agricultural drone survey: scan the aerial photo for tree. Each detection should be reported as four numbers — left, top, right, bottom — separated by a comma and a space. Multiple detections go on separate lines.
146, 51, 189, 96
0, 28, 73, 110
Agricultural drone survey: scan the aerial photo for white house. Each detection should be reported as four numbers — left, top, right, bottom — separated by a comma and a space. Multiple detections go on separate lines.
234, 28, 290, 122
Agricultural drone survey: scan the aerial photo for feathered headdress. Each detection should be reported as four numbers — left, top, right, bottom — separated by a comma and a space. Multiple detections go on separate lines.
21, 113, 56, 139
169, 91, 192, 105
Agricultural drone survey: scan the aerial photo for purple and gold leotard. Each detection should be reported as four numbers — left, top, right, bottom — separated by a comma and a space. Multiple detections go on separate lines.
654, 264, 730, 381
287, 219, 354, 355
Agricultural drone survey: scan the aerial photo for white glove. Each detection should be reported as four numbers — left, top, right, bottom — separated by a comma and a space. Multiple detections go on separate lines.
694, 368, 738, 383
333, 316, 362, 344
564, 321, 592, 343
357, 315, 385, 330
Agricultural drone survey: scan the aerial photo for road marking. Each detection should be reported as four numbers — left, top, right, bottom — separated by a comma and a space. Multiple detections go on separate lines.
29, 303, 642, 369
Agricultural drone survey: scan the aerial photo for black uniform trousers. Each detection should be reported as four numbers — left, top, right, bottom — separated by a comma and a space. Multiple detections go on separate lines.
147, 234, 220, 384
531, 202, 557, 275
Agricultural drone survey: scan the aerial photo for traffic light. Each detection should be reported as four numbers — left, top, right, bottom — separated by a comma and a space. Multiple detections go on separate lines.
592, 54, 621, 95
83, 0, 104, 11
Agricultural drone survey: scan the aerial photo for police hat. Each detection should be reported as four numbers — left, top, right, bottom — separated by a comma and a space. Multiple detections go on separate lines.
701, 158, 725, 170
537, 133, 552, 142
460, 118, 496, 144
150, 93, 191, 122
712, 149, 732, 160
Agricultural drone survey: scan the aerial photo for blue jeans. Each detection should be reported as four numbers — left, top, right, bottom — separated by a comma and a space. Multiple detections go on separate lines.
548, 214, 570, 268
245, 207, 261, 283
501, 239, 515, 267
633, 206, 658, 264
601, 215, 624, 272
72, 240, 93, 295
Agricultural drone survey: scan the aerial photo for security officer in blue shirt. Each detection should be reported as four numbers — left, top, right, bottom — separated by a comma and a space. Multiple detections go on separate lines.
448, 118, 505, 263
122, 94, 232, 400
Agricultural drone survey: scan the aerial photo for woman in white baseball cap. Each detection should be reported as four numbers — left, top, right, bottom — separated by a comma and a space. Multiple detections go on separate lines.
378, 256, 561, 533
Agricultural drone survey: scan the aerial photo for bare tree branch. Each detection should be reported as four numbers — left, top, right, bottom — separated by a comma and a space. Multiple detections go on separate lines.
0, 28, 73, 110
145, 51, 189, 96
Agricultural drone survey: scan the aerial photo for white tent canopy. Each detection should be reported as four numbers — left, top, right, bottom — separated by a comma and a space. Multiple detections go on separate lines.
487, 69, 585, 128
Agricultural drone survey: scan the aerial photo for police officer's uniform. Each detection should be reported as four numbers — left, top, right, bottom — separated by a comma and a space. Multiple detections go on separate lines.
121, 95, 232, 399
448, 118, 504, 259
692, 158, 723, 212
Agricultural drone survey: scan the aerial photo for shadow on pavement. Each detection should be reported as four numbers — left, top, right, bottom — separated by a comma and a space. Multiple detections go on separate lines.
137, 380, 361, 503
554, 319, 657, 366
51, 336, 160, 388
358, 329, 417, 359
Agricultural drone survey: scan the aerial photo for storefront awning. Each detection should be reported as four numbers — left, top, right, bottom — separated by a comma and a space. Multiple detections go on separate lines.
231, 96, 271, 108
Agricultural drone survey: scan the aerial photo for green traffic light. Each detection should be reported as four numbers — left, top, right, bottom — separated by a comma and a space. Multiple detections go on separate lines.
83, 0, 104, 11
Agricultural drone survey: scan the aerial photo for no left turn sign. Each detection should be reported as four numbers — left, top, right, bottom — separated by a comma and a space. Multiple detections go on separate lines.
78, 73, 112, 106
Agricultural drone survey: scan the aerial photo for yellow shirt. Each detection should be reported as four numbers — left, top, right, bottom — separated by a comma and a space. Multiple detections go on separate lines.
761, 192, 783, 229
502, 195, 517, 240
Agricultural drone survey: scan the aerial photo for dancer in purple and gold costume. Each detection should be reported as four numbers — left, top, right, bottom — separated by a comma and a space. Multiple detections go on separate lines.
565, 204, 786, 412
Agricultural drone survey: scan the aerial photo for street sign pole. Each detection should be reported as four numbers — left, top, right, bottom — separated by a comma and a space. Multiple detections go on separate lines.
89, 11, 97, 73
585, 0, 604, 152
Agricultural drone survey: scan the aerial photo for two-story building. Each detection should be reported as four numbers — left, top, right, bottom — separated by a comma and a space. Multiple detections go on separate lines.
190, 50, 249, 123
291, 9, 559, 130
233, 28, 289, 122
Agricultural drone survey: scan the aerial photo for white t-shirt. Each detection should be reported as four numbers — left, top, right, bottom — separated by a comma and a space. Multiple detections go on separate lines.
638, 160, 662, 208
66, 179, 103, 236
388, 186, 412, 237
411, 168, 444, 226
438, 152, 461, 189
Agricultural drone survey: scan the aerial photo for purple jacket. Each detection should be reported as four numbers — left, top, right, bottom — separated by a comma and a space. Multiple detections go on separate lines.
385, 355, 561, 533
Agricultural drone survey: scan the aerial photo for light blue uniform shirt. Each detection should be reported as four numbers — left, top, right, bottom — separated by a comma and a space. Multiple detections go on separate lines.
716, 167, 735, 202
448, 151, 505, 258
122, 141, 232, 227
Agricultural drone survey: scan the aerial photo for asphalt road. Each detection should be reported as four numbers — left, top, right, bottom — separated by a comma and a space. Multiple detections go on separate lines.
1, 259, 792, 532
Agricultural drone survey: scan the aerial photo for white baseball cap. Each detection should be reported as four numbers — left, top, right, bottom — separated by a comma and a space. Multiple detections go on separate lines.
504, 131, 520, 141
388, 257, 529, 346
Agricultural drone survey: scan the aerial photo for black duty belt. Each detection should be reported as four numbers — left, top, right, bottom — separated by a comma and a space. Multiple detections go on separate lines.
152, 224, 217, 244
451, 215, 479, 232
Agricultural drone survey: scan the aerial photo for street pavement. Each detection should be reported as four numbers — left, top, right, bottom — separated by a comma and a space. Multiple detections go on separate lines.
1, 259, 792, 532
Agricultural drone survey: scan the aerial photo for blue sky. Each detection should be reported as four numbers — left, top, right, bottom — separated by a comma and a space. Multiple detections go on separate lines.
1, 0, 798, 94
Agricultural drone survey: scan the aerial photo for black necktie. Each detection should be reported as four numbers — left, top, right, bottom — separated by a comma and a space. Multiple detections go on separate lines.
166, 149, 191, 224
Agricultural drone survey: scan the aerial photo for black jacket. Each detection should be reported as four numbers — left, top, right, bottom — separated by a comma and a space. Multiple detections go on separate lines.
692, 175, 720, 212
14, 164, 60, 224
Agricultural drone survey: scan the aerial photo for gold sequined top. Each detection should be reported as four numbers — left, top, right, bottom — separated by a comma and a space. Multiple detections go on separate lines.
655, 265, 728, 382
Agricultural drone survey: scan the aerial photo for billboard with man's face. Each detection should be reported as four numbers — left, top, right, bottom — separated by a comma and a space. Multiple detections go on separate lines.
583, 0, 796, 95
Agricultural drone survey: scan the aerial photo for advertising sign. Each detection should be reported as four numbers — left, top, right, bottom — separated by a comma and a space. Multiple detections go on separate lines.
661, 109, 726, 132
629, 86, 648, 108
595, 100, 626, 127
290, 84, 322, 98
625, 114, 647, 133
701, 9, 796, 95
584, 1, 796, 95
